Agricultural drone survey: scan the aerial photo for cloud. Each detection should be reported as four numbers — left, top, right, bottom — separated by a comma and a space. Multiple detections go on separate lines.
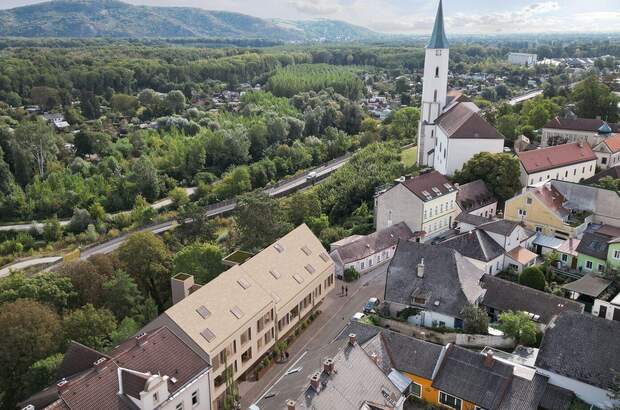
289, 0, 343, 15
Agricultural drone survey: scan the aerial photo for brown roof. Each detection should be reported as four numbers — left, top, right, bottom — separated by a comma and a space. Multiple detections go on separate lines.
518, 143, 596, 174
401, 171, 456, 202
543, 117, 620, 133
56, 341, 109, 380
331, 222, 416, 264
27, 327, 209, 410
437, 103, 504, 140
456, 180, 497, 212
602, 134, 620, 153
120, 370, 148, 399
506, 246, 538, 265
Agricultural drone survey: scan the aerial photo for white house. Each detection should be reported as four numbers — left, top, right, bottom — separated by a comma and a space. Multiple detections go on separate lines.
374, 171, 459, 239
517, 142, 597, 187
541, 116, 619, 148
592, 133, 620, 169
416, 1, 504, 176
507, 52, 538, 66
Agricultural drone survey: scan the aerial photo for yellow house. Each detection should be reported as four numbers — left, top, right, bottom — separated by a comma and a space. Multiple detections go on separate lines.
504, 184, 591, 240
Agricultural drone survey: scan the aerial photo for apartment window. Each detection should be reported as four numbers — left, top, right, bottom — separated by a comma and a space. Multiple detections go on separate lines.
526, 197, 532, 205
565, 170, 568, 178
434, 90, 438, 102
536, 226, 543, 233
590, 165, 593, 172
614, 250, 620, 260
410, 382, 422, 398
573, 169, 577, 176
602, 157, 608, 165
586, 260, 593, 270
424, 210, 428, 219
561, 254, 568, 263
598, 264, 605, 272
518, 209, 527, 217
582, 167, 585, 174
153, 393, 159, 404
192, 391, 199, 407
530, 179, 534, 185
176, 403, 184, 410
435, 67, 440, 77
439, 392, 462, 410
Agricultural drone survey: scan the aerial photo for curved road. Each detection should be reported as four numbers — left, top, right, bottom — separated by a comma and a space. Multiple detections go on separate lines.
0, 154, 352, 277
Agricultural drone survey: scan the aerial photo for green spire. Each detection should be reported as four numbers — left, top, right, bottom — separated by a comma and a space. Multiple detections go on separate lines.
427, 0, 449, 49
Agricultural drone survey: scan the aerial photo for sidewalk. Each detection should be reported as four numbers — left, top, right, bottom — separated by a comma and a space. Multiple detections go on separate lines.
239, 265, 388, 408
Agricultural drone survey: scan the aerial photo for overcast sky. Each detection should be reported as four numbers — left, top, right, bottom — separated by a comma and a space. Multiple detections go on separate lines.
1, 0, 619, 34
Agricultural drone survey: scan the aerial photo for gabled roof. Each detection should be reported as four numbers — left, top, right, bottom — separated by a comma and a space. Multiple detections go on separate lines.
535, 312, 620, 390
478, 219, 521, 237
456, 180, 497, 212
480, 275, 584, 324
575, 232, 610, 260
596, 133, 620, 153
518, 143, 597, 174
543, 116, 620, 133
440, 229, 505, 262
56, 341, 109, 380
427, 0, 449, 49
330, 222, 415, 265
456, 212, 493, 227
432, 345, 513, 409
400, 171, 456, 202
385, 241, 484, 319
437, 103, 504, 140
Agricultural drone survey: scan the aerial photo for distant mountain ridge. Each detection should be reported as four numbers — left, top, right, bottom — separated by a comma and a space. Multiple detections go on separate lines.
0, 0, 382, 42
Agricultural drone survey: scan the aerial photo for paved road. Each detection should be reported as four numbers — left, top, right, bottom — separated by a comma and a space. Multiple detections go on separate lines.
508, 89, 543, 106
240, 263, 389, 409
0, 256, 63, 277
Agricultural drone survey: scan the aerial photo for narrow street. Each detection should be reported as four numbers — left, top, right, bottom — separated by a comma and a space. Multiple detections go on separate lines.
239, 263, 389, 408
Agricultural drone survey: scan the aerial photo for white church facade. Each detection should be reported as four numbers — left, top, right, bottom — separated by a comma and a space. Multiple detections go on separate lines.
417, 0, 505, 176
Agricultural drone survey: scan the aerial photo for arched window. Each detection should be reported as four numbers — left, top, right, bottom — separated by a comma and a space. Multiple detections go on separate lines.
434, 90, 438, 102
435, 67, 439, 77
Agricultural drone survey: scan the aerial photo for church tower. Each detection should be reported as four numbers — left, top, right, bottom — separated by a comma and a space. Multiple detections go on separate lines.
417, 0, 450, 167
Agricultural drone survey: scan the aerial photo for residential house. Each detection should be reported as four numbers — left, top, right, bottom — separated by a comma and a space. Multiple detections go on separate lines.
535, 312, 620, 408
329, 222, 421, 278
254, 332, 405, 410
479, 275, 584, 326
455, 179, 497, 218
20, 327, 211, 410
551, 180, 620, 227
384, 240, 485, 329
143, 225, 335, 410
339, 321, 573, 410
575, 225, 620, 274
541, 117, 620, 148
439, 230, 505, 275
517, 143, 597, 187
508, 52, 538, 66
556, 238, 581, 270
374, 171, 459, 238
592, 290, 620, 321
563, 274, 614, 314
504, 183, 593, 240
593, 133, 620, 169
416, 1, 505, 176
455, 217, 538, 273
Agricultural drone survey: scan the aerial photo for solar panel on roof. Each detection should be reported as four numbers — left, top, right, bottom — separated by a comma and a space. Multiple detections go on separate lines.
200, 328, 216, 342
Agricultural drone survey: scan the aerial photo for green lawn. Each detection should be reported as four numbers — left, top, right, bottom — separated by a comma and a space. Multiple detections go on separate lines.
400, 146, 418, 168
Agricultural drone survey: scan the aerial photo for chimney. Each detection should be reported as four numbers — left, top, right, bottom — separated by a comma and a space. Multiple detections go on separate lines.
417, 258, 425, 278
135, 332, 148, 346
93, 357, 108, 373
286, 400, 296, 410
348, 333, 357, 346
370, 352, 379, 364
310, 372, 321, 392
57, 378, 69, 393
484, 351, 494, 368
171, 273, 195, 305
323, 358, 334, 375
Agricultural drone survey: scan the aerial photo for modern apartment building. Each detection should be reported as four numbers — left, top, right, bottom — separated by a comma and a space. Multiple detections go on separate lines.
144, 224, 335, 410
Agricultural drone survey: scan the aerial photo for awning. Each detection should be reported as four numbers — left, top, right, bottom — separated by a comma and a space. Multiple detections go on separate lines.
562, 274, 612, 298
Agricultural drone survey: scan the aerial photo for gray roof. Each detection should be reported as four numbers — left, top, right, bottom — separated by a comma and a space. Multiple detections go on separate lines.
480, 275, 584, 324
479, 219, 520, 236
432, 345, 513, 409
385, 241, 484, 319
497, 373, 549, 410
551, 180, 620, 225
538, 384, 575, 410
331, 222, 415, 265
535, 312, 620, 390
456, 212, 493, 227
427, 0, 449, 49
575, 232, 610, 261
440, 230, 505, 262
532, 233, 565, 250
561, 274, 612, 298
456, 180, 497, 213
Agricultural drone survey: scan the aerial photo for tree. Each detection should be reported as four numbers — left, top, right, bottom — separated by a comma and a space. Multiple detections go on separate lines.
0, 146, 26, 218
519, 266, 546, 291
118, 231, 170, 309
20, 353, 64, 399
0, 272, 77, 311
130, 157, 160, 202
454, 152, 522, 202
461, 304, 489, 334
68, 208, 92, 233
172, 243, 226, 285
11, 120, 58, 178
235, 192, 293, 251
0, 300, 62, 408
102, 270, 145, 322
58, 260, 109, 307
498, 310, 537, 346
30, 86, 60, 110
572, 76, 619, 122
165, 90, 186, 114
63, 304, 117, 351
43, 217, 63, 242
284, 190, 322, 226
496, 113, 520, 143
594, 176, 620, 191
388, 107, 420, 141
111, 93, 139, 116
169, 187, 189, 208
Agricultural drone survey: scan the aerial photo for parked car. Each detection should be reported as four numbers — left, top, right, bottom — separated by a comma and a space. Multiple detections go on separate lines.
363, 297, 380, 314
351, 312, 366, 322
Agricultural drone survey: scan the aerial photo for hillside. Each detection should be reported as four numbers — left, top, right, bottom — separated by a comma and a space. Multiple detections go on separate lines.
0, 0, 382, 42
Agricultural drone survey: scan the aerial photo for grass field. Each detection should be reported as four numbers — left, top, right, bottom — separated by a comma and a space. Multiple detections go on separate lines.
400, 146, 418, 168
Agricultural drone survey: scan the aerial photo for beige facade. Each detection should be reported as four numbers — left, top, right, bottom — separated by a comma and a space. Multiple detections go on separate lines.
145, 225, 335, 410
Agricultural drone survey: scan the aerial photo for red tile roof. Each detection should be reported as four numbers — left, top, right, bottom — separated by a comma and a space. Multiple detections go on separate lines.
518, 143, 596, 174
532, 184, 568, 215
602, 134, 620, 154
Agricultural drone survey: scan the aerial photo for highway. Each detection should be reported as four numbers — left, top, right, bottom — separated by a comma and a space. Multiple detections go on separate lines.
0, 154, 352, 276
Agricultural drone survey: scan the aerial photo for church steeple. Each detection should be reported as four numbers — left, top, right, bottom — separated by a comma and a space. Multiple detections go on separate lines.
427, 0, 449, 49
